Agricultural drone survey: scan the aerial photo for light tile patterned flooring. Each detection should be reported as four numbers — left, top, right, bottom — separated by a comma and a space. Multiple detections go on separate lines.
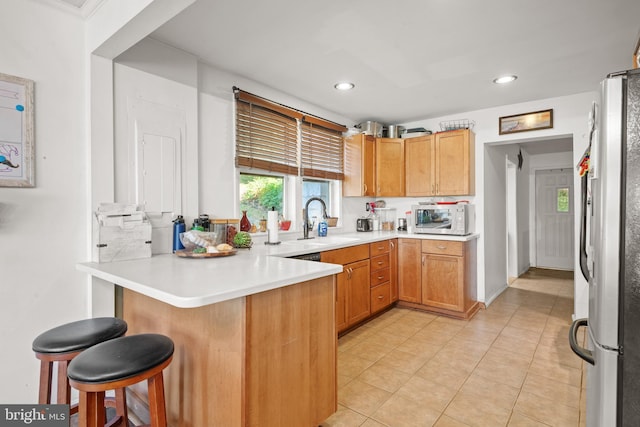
322, 268, 586, 427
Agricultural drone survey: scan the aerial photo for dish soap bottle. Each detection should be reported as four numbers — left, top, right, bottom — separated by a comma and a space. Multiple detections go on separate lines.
318, 217, 328, 237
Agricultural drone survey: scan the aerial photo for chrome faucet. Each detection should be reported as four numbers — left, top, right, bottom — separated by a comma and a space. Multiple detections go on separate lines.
300, 197, 327, 240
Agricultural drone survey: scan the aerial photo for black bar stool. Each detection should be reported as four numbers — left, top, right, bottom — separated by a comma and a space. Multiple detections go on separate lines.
68, 333, 174, 427
32, 317, 128, 410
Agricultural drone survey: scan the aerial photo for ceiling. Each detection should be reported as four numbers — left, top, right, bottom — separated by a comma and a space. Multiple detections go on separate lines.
148, 0, 640, 125
53, 0, 639, 125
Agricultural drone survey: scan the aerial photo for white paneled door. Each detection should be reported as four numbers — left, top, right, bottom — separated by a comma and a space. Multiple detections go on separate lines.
535, 169, 574, 270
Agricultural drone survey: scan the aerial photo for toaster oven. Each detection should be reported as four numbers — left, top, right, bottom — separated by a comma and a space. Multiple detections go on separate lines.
411, 204, 474, 235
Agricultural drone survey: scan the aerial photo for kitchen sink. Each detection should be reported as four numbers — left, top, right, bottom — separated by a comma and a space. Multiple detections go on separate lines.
281, 236, 359, 247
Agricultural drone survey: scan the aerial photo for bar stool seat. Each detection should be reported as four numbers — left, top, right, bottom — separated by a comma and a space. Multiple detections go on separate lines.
32, 317, 128, 408
68, 333, 174, 427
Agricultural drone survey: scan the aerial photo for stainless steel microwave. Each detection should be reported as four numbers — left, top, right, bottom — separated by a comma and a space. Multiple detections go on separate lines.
411, 204, 475, 235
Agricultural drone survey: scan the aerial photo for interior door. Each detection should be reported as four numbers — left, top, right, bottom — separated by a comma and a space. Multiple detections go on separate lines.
535, 169, 574, 269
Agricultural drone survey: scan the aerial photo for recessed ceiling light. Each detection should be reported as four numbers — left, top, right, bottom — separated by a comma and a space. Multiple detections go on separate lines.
334, 82, 355, 91
493, 75, 518, 84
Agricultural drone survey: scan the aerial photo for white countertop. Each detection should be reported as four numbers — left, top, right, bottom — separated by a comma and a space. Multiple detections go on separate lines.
77, 231, 479, 308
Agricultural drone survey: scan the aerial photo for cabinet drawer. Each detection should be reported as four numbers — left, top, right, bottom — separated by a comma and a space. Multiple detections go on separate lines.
422, 240, 464, 257
370, 282, 391, 313
369, 240, 390, 256
370, 253, 390, 272
370, 267, 390, 287
321, 244, 370, 265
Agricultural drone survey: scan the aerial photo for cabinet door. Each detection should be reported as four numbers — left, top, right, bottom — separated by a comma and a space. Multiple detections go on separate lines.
335, 268, 348, 333
422, 253, 464, 312
389, 239, 399, 302
344, 134, 376, 197
375, 138, 405, 196
405, 136, 435, 197
435, 129, 475, 196
347, 259, 371, 326
397, 239, 421, 303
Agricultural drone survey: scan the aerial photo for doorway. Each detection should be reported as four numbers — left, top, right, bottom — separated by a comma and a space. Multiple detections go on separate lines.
534, 168, 574, 270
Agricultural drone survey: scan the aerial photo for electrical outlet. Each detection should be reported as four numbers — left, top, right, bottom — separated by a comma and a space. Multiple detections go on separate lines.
365, 202, 370, 211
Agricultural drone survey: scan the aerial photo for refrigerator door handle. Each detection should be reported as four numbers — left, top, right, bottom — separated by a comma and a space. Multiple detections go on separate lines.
569, 318, 595, 365
579, 173, 590, 281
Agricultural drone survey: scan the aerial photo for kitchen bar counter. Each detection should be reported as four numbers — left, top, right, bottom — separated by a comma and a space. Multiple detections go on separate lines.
78, 231, 479, 308
78, 253, 342, 308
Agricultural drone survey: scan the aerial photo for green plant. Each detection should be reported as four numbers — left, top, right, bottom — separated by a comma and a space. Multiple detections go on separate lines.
240, 174, 283, 224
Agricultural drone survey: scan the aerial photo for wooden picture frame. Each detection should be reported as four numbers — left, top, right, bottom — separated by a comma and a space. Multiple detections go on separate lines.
0, 72, 35, 187
499, 109, 553, 135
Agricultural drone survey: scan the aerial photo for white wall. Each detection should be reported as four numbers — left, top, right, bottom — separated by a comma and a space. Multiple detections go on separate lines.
402, 92, 595, 317
0, 0, 87, 403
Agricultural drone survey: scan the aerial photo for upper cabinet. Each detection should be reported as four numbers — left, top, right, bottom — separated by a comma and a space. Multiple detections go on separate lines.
404, 129, 475, 197
344, 134, 376, 197
345, 129, 474, 197
375, 138, 405, 197
435, 129, 475, 196
405, 135, 434, 197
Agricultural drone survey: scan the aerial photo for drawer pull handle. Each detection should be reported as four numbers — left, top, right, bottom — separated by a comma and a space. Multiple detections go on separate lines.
437, 245, 446, 250
377, 295, 384, 300
378, 276, 384, 279
377, 261, 383, 265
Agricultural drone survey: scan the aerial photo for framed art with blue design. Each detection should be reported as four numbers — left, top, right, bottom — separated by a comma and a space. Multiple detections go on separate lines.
0, 72, 34, 187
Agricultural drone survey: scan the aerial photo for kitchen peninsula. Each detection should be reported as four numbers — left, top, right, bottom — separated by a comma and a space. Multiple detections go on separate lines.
78, 231, 479, 426
78, 253, 342, 427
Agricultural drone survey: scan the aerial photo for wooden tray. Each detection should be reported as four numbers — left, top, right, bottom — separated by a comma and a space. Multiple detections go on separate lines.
175, 249, 237, 258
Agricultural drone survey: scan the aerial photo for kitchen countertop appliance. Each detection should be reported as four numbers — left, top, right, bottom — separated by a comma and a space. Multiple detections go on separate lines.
411, 203, 474, 236
569, 69, 640, 426
356, 217, 372, 232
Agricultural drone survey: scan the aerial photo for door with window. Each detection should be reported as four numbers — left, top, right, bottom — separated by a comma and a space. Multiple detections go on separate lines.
535, 169, 574, 270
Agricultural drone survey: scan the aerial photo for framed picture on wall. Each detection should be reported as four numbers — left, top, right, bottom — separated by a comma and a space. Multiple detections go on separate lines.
499, 109, 553, 135
0, 72, 35, 187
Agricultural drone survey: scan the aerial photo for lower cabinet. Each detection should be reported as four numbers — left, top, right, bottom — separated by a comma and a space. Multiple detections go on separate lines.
322, 239, 399, 334
321, 244, 371, 334
398, 238, 479, 319
398, 239, 422, 303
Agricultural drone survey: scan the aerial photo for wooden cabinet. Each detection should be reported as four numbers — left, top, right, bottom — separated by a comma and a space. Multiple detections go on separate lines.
321, 244, 370, 333
398, 238, 479, 319
397, 239, 422, 303
344, 133, 376, 197
375, 138, 405, 196
435, 129, 475, 196
405, 135, 435, 197
404, 130, 475, 197
369, 240, 393, 315
347, 259, 372, 325
389, 239, 399, 302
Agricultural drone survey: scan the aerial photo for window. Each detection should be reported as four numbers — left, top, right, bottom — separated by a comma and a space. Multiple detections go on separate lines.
557, 187, 570, 212
239, 173, 284, 225
303, 179, 331, 225
235, 88, 346, 228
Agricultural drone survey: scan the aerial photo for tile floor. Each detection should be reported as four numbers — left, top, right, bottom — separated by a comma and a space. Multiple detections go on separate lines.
321, 268, 586, 427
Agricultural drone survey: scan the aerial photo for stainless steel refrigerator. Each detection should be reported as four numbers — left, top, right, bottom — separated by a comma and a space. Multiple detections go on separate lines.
570, 68, 640, 426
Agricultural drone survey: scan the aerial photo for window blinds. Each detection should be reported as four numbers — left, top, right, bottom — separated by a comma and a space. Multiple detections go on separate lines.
301, 120, 345, 180
234, 88, 346, 179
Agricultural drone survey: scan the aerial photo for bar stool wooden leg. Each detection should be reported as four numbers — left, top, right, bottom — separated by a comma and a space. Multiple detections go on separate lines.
38, 359, 53, 404
148, 373, 167, 427
79, 390, 106, 427
56, 359, 71, 405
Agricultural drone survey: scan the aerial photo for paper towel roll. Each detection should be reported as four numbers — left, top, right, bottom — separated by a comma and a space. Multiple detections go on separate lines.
267, 210, 279, 243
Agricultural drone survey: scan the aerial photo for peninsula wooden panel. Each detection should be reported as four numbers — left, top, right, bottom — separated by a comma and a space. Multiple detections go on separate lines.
122, 275, 337, 427
422, 253, 464, 312
123, 289, 245, 427
246, 277, 336, 426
